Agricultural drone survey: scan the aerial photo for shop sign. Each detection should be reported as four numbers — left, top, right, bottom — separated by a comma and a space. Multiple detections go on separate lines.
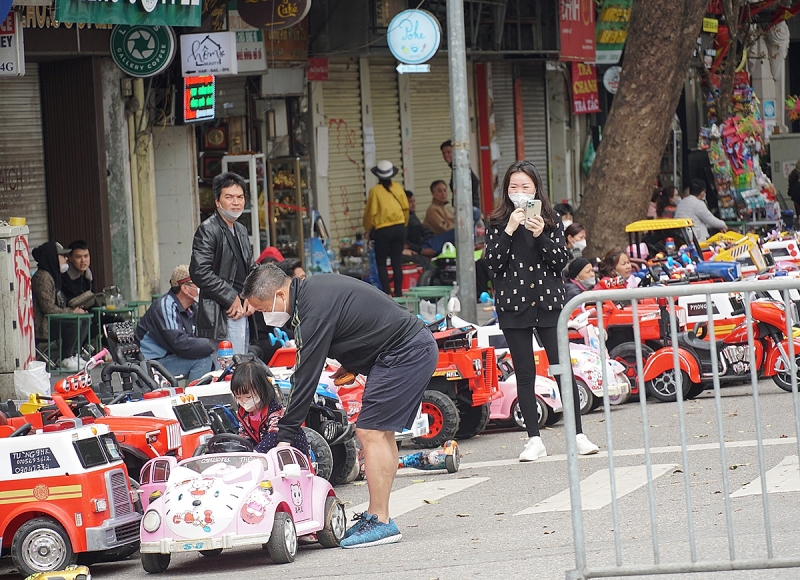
387, 9, 441, 65
110, 24, 175, 77
236, 0, 310, 31
20, 6, 112, 29
702, 17, 718, 33
594, 0, 631, 65
0, 12, 24, 77
180, 31, 237, 76
263, 18, 307, 61
307, 56, 328, 81
229, 9, 266, 73
184, 75, 215, 122
1, 0, 11, 25
559, 0, 595, 62
602, 65, 621, 94
571, 62, 600, 115
55, 0, 200, 27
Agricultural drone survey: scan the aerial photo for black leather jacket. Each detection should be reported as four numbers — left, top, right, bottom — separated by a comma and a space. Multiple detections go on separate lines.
189, 212, 255, 340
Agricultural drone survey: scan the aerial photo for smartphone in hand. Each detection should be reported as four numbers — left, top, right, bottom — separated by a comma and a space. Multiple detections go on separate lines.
525, 199, 542, 221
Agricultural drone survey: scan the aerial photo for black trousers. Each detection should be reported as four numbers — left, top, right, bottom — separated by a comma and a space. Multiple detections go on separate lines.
373, 224, 406, 297
503, 325, 583, 438
52, 319, 90, 360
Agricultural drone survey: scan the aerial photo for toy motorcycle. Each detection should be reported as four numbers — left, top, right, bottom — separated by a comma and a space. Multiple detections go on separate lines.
643, 295, 800, 402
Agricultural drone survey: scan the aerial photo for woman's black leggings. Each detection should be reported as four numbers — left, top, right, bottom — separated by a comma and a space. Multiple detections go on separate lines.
373, 224, 406, 297
503, 325, 583, 438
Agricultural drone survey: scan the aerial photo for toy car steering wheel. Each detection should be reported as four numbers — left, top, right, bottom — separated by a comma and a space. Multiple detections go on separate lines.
206, 433, 255, 454
9, 423, 32, 437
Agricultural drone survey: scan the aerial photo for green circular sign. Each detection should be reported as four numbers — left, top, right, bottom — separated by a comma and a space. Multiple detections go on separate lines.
111, 25, 176, 78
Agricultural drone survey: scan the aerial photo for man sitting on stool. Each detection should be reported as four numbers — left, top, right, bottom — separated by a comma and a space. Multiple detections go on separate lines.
135, 265, 215, 382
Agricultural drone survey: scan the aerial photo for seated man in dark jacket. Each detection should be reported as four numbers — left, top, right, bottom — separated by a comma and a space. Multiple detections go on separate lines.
61, 240, 96, 308
135, 265, 215, 382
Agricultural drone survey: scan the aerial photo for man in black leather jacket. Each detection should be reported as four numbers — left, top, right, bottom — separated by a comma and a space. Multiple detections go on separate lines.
189, 172, 256, 355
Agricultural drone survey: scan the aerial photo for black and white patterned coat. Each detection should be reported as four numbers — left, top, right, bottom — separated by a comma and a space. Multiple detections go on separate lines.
485, 219, 570, 329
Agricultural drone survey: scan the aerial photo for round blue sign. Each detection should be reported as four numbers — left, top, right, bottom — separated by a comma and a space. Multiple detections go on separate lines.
387, 9, 441, 65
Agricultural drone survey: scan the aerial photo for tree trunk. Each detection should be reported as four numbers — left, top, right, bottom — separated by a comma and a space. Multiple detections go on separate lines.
576, 0, 708, 259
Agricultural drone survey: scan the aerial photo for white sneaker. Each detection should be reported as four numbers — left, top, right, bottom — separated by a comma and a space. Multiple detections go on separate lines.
519, 436, 547, 462
61, 356, 79, 371
576, 434, 600, 455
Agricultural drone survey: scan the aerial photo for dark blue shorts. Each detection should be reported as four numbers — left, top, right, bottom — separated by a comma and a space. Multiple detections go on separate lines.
357, 328, 439, 432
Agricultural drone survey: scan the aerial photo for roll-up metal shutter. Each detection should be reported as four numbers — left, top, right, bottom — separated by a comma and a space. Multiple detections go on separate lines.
0, 63, 48, 255
491, 61, 517, 187
408, 56, 451, 211
369, 58, 403, 187
216, 75, 247, 118
323, 59, 365, 243
520, 62, 549, 196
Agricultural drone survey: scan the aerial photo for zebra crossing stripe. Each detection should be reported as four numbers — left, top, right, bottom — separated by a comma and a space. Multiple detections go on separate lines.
348, 477, 490, 519
731, 455, 800, 498
514, 464, 677, 515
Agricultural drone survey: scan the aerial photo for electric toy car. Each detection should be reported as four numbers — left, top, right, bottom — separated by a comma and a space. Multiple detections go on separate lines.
137, 436, 345, 573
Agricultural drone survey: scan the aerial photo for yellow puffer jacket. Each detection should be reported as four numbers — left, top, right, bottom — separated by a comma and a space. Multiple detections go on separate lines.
363, 181, 409, 233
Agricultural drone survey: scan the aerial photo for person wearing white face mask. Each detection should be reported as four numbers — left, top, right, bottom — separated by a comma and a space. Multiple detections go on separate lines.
242, 263, 439, 549
31, 241, 90, 371
485, 161, 599, 462
190, 172, 257, 357
135, 265, 215, 382
564, 222, 587, 260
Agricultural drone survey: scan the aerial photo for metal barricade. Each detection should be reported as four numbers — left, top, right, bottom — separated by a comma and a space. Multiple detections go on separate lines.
554, 278, 800, 580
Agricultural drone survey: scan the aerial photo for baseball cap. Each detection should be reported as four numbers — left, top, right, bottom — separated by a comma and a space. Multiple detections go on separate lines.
170, 265, 192, 287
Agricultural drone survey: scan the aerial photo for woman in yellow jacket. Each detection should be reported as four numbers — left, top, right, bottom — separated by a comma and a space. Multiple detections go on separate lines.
364, 160, 409, 296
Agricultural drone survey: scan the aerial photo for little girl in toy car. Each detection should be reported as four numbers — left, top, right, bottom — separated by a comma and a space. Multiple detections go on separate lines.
231, 361, 310, 456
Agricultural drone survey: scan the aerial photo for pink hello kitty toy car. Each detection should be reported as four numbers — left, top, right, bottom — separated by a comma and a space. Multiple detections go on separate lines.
137, 434, 345, 573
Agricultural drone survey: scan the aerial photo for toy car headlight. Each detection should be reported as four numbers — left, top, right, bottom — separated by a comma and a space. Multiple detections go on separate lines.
142, 510, 161, 532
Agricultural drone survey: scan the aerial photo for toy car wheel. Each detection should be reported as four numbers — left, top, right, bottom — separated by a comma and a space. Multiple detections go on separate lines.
329, 439, 359, 486
304, 427, 334, 481
609, 342, 655, 396
412, 391, 460, 448
199, 548, 223, 557
11, 517, 77, 576
267, 512, 297, 563
646, 369, 692, 402
686, 382, 706, 399
141, 552, 171, 573
772, 353, 800, 392
317, 497, 347, 548
455, 402, 490, 439
576, 379, 594, 415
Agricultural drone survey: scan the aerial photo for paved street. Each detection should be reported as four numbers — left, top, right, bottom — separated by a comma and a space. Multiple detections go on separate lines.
4, 380, 800, 580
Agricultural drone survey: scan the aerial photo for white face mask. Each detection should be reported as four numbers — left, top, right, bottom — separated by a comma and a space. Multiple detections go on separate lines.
508, 194, 535, 210
562, 219, 573, 229
60, 263, 69, 274
240, 395, 260, 413
581, 276, 596, 288
262, 292, 290, 327
218, 207, 244, 222
572, 239, 587, 251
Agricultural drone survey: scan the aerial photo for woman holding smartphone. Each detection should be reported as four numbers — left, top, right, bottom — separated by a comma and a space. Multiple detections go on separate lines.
485, 161, 599, 462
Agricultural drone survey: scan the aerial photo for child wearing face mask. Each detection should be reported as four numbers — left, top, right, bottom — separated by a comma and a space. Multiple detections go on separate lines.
564, 223, 587, 260
232, 360, 309, 456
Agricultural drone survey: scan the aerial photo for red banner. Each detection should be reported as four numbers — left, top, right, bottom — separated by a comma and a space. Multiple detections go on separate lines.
571, 63, 600, 115
559, 0, 596, 62
307, 57, 329, 81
